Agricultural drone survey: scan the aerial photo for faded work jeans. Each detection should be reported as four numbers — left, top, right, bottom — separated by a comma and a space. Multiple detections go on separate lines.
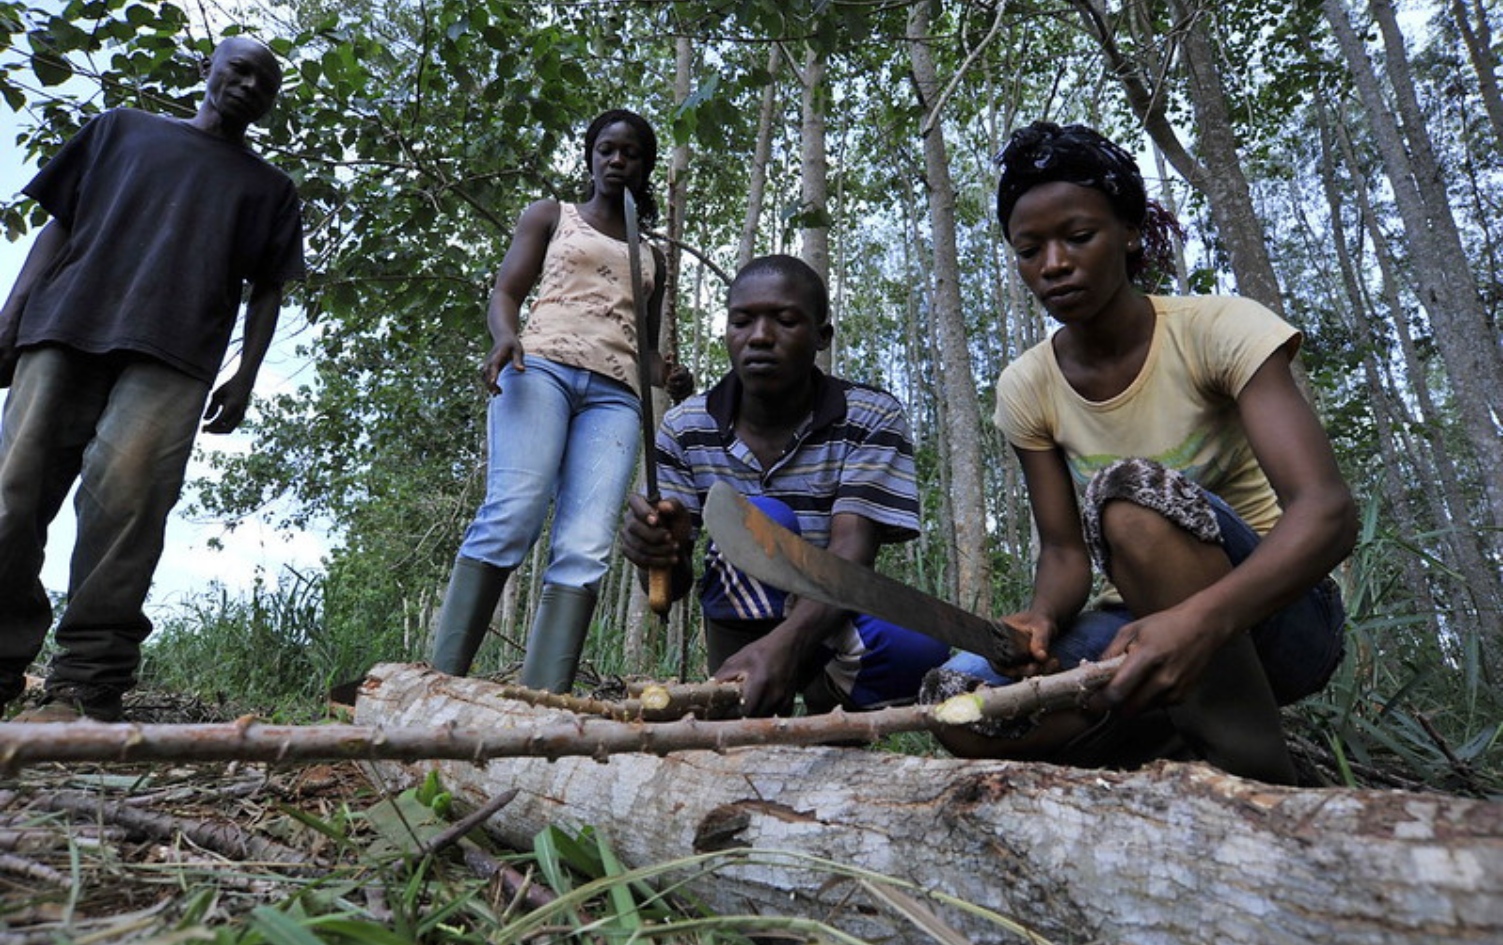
457, 355, 641, 592
0, 346, 208, 698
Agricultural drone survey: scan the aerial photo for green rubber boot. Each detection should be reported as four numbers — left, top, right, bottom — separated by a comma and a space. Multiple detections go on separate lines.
429, 557, 510, 676
518, 584, 597, 693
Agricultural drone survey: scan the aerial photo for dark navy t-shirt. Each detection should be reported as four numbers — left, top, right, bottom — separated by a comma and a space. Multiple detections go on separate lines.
18, 109, 304, 383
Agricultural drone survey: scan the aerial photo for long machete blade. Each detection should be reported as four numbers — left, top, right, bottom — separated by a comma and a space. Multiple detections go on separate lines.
625, 189, 673, 617
703, 481, 1028, 666
622, 188, 658, 499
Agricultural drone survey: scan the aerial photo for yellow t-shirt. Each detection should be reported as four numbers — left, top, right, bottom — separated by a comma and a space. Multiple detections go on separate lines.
995, 294, 1299, 536
519, 202, 654, 394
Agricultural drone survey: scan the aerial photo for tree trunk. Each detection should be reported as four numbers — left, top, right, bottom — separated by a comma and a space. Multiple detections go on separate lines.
1350, 179, 1503, 637
1165, 0, 1286, 310
1310, 102, 1448, 621
359, 664, 1503, 945
1315, 102, 1450, 625
624, 35, 695, 666
737, 44, 781, 270
1323, 0, 1503, 532
1068, 0, 1285, 312
908, 0, 993, 614
1450, 0, 1503, 149
1326, 78, 1503, 634
661, 34, 692, 369
797, 45, 832, 373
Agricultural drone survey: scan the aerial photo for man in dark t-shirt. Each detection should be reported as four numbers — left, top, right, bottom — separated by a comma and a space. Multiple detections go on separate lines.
0, 36, 305, 721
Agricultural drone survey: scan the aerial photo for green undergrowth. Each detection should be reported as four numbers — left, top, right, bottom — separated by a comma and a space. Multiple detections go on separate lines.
163, 770, 1048, 944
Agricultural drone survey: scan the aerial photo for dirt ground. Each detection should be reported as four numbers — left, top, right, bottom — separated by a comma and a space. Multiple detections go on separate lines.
0, 691, 397, 943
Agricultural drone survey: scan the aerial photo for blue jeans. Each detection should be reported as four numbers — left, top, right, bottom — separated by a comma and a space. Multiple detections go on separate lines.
457, 356, 641, 592
943, 492, 1346, 706
0, 346, 209, 693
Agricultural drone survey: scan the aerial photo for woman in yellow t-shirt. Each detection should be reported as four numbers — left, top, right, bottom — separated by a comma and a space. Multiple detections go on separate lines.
429, 109, 691, 692
929, 122, 1356, 783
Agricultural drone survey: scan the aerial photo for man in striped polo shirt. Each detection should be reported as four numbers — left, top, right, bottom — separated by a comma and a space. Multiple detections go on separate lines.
621, 255, 949, 716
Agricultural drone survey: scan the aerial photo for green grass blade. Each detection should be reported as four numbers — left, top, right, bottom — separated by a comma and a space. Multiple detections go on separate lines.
248, 906, 326, 945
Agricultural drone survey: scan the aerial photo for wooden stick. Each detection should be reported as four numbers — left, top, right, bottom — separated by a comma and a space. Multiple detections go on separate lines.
418, 789, 519, 858
498, 679, 747, 719
0, 659, 1121, 770
492, 681, 741, 721
628, 680, 744, 718
33, 789, 311, 866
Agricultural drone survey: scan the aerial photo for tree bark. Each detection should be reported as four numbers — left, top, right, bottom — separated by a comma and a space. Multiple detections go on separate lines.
908, 0, 994, 614
737, 44, 781, 270
1166, 0, 1286, 310
797, 45, 832, 374
1314, 100, 1451, 627
663, 33, 692, 369
1340, 143, 1503, 637
1323, 0, 1503, 533
1068, 0, 1285, 312
359, 664, 1503, 945
1449, 0, 1503, 150
625, 34, 695, 665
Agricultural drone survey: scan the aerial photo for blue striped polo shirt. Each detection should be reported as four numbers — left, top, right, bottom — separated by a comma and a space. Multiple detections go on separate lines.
656, 368, 920, 619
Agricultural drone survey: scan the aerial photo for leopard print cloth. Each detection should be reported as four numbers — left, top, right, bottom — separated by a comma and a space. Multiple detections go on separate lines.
1081, 457, 1221, 577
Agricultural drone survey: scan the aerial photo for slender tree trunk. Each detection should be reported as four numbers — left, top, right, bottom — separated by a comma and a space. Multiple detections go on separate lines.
1315, 105, 1453, 627
896, 172, 955, 595
1449, 0, 1503, 152
1323, 0, 1503, 532
1329, 109, 1503, 648
624, 35, 696, 666
1152, 143, 1192, 294
908, 0, 993, 613
737, 44, 781, 270
1165, 0, 1285, 310
1068, 0, 1284, 312
659, 37, 691, 369
797, 46, 832, 373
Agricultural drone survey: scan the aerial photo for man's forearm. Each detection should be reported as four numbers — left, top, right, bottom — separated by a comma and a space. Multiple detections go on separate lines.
233, 280, 283, 385
772, 596, 852, 662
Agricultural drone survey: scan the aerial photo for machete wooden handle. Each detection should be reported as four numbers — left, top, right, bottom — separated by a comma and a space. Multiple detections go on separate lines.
648, 567, 672, 616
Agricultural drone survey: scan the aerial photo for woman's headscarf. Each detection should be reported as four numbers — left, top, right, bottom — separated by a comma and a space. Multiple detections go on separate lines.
994, 121, 1181, 282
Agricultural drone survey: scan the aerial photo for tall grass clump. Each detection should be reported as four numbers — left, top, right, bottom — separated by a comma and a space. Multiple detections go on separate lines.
142, 568, 329, 715
1292, 504, 1503, 796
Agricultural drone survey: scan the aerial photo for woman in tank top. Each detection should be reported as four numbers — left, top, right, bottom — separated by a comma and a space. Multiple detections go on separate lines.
429, 109, 691, 692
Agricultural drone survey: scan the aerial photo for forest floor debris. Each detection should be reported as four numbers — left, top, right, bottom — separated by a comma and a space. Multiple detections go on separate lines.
0, 681, 1473, 943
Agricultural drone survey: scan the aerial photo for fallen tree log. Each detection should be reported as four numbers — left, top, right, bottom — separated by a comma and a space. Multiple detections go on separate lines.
358, 662, 1503, 945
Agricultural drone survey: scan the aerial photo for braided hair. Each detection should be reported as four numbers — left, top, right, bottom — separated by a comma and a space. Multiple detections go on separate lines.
582, 108, 660, 227
994, 121, 1182, 284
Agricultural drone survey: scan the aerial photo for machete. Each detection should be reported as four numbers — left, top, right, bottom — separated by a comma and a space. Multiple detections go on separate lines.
623, 188, 671, 615
702, 481, 1030, 666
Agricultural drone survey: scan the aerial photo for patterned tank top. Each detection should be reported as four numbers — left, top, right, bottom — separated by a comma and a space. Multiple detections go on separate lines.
518, 201, 655, 394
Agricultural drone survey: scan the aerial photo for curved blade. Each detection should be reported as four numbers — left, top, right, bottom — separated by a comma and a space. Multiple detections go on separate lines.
702, 481, 1028, 665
